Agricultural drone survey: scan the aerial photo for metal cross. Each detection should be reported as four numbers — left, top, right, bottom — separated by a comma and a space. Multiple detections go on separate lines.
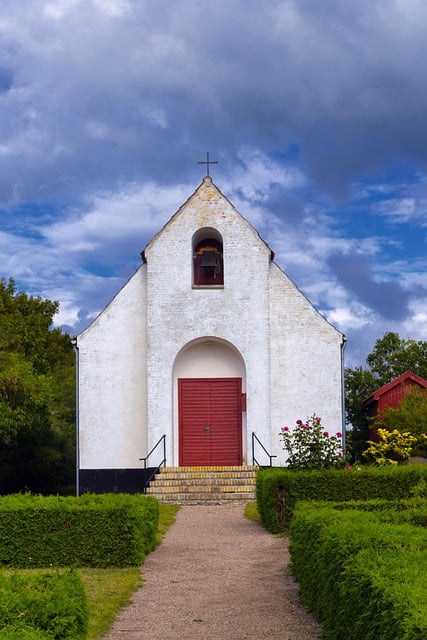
198, 152, 218, 177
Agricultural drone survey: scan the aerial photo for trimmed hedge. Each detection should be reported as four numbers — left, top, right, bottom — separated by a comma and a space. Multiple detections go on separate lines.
0, 625, 53, 640
0, 493, 159, 567
305, 496, 427, 527
256, 465, 427, 532
0, 570, 87, 639
289, 503, 427, 640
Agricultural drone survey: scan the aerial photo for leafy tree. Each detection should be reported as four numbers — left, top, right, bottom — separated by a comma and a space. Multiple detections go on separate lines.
0, 278, 75, 494
344, 366, 377, 460
345, 332, 427, 461
366, 332, 427, 382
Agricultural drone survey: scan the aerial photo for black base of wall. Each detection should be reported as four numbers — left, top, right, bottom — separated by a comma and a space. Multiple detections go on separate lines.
79, 468, 157, 495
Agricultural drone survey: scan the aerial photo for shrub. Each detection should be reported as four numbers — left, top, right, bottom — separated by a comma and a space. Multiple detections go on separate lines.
0, 625, 54, 640
279, 414, 344, 469
0, 570, 87, 639
376, 388, 427, 446
363, 428, 418, 465
0, 493, 159, 567
289, 504, 427, 640
256, 464, 427, 532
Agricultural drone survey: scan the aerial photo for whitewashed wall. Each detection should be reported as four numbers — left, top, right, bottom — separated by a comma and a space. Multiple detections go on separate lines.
144, 177, 272, 465
77, 177, 344, 472
77, 266, 147, 468
268, 263, 345, 465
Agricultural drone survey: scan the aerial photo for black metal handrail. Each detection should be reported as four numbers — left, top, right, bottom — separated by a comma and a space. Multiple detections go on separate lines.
252, 432, 277, 467
139, 434, 166, 492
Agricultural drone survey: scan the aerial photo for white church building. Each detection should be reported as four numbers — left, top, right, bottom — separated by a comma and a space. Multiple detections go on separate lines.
75, 175, 346, 493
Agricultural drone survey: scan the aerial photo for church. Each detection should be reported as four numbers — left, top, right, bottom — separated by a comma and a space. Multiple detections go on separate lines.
75, 172, 346, 493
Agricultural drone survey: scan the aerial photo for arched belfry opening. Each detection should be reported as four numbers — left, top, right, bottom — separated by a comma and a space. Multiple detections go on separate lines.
192, 228, 224, 286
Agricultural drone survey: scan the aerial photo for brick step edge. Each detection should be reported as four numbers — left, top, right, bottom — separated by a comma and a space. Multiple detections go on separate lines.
159, 466, 258, 473
146, 485, 255, 494
157, 472, 256, 480
154, 494, 256, 503
150, 478, 255, 486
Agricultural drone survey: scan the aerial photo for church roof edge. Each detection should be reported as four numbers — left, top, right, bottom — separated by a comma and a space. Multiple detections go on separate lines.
141, 176, 274, 262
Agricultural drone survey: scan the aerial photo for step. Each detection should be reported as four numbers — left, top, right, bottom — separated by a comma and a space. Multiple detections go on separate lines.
160, 466, 257, 472
153, 493, 255, 505
147, 478, 254, 488
146, 484, 255, 495
146, 466, 257, 504
157, 471, 257, 480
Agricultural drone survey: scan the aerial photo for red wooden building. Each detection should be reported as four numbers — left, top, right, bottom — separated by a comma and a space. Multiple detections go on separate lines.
363, 371, 427, 440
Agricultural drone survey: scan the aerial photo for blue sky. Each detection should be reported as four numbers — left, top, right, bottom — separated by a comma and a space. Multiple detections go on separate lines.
0, 0, 426, 367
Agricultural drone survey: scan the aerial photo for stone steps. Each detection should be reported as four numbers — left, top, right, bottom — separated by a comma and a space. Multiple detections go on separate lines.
145, 466, 257, 504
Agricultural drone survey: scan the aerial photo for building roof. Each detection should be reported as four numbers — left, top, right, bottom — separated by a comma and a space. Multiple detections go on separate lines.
141, 176, 274, 262
363, 370, 427, 407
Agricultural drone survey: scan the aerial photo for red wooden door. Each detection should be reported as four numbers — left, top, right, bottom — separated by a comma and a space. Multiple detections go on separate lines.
178, 378, 242, 466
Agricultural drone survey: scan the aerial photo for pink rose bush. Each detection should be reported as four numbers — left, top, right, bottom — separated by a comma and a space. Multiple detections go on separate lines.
279, 414, 344, 469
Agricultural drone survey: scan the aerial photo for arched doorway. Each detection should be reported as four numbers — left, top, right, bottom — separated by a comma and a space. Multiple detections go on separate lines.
173, 338, 246, 466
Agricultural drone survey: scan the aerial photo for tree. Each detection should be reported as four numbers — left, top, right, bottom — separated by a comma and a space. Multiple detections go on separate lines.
345, 332, 427, 461
0, 278, 75, 494
366, 333, 427, 383
344, 366, 377, 459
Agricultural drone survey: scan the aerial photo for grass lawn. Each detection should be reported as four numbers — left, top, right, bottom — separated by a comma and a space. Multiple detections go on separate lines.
244, 501, 260, 524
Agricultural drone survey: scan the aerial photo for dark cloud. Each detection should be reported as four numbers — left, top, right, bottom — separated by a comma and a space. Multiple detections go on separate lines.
0, 67, 13, 93
0, 1, 425, 364
328, 253, 414, 321
0, 1, 427, 204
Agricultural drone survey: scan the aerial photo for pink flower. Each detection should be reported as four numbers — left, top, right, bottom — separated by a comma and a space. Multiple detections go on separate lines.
338, 452, 343, 457
316, 417, 321, 423
281, 426, 289, 431
323, 431, 329, 437
296, 419, 302, 425
336, 432, 342, 438
346, 465, 352, 471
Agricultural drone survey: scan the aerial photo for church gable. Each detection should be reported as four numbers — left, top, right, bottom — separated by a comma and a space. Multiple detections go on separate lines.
142, 177, 273, 291
75, 174, 345, 490
269, 261, 343, 337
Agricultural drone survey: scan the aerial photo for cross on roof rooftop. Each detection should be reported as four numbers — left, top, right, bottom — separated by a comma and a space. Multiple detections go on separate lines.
198, 152, 218, 177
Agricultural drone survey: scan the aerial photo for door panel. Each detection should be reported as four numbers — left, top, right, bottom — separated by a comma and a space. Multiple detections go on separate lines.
179, 378, 242, 466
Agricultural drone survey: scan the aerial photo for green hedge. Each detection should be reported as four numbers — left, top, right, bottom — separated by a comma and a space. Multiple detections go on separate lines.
0, 493, 159, 567
289, 503, 427, 640
0, 570, 87, 639
305, 496, 427, 527
0, 626, 53, 640
256, 465, 427, 532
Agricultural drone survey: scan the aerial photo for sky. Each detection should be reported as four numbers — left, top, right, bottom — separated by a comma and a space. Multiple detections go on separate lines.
0, 0, 426, 368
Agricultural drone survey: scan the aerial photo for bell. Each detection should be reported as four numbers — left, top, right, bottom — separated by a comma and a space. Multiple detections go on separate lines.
200, 251, 218, 268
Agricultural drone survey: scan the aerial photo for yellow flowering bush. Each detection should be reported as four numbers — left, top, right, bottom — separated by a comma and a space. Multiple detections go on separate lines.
363, 428, 417, 465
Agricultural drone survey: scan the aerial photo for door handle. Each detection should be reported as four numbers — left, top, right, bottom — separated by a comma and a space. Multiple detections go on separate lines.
204, 426, 210, 435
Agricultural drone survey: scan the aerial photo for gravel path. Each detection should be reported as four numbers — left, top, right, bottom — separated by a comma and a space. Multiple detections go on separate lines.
102, 504, 322, 640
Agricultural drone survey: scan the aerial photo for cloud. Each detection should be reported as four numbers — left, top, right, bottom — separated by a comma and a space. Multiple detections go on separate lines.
43, 182, 191, 258
0, 1, 426, 368
1, 0, 427, 205
327, 252, 416, 321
